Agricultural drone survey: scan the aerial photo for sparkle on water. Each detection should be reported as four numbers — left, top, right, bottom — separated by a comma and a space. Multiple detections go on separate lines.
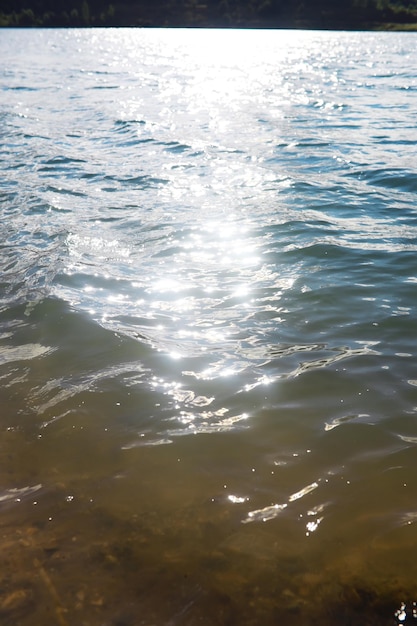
1, 27, 417, 625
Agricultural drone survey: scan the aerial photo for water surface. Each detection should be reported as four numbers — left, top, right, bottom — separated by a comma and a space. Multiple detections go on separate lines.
1, 27, 417, 625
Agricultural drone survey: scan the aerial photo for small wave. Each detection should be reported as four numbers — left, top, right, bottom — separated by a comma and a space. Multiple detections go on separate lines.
107, 174, 169, 187
45, 184, 87, 197
5, 85, 37, 91
121, 437, 173, 449
88, 84, 120, 90
0, 484, 42, 505
164, 141, 192, 154
325, 413, 372, 431
285, 345, 380, 378
114, 119, 146, 130
0, 343, 54, 366
346, 168, 417, 193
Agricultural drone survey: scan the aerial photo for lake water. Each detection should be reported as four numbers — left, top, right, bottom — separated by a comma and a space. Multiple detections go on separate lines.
1, 27, 417, 625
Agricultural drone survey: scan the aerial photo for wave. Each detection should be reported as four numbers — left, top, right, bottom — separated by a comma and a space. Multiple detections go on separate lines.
346, 167, 417, 193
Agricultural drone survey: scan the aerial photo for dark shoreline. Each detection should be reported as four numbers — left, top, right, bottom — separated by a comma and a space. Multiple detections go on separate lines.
2, 23, 417, 30
2, 0, 417, 31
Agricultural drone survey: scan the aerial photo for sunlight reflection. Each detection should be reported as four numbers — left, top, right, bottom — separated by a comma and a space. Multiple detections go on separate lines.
0, 484, 42, 503
305, 517, 323, 536
151, 278, 187, 293
289, 481, 319, 502
148, 376, 253, 435
243, 503, 288, 524
140, 215, 269, 370
243, 375, 275, 392
228, 495, 249, 504
243, 479, 323, 530
168, 351, 182, 360
166, 410, 249, 435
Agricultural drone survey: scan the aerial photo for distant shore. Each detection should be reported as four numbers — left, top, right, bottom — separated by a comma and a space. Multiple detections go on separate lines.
2, 0, 417, 31
2, 21, 417, 30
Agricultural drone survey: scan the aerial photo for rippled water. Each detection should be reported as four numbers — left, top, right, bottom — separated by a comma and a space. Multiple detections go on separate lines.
1, 27, 417, 625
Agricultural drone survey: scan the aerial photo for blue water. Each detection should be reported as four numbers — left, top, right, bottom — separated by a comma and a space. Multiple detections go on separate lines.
1, 27, 417, 625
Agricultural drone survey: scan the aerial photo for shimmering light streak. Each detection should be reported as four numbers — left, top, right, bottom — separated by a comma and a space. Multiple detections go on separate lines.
242, 503, 288, 524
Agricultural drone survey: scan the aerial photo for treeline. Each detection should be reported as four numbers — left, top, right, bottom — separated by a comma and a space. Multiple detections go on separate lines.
0, 0, 115, 25
1, 0, 417, 28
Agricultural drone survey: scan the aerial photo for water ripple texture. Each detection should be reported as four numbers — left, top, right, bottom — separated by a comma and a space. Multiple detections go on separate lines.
1, 28, 417, 625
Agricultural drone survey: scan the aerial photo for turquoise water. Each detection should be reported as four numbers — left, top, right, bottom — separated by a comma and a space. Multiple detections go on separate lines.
1, 27, 417, 625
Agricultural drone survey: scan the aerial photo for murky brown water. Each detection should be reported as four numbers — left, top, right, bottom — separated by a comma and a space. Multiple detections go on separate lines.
2, 390, 417, 625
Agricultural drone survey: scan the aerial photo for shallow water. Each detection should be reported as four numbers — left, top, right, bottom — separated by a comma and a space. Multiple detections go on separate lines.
1, 27, 417, 625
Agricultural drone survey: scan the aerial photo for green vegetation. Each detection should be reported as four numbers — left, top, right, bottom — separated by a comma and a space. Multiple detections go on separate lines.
1, 0, 417, 28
